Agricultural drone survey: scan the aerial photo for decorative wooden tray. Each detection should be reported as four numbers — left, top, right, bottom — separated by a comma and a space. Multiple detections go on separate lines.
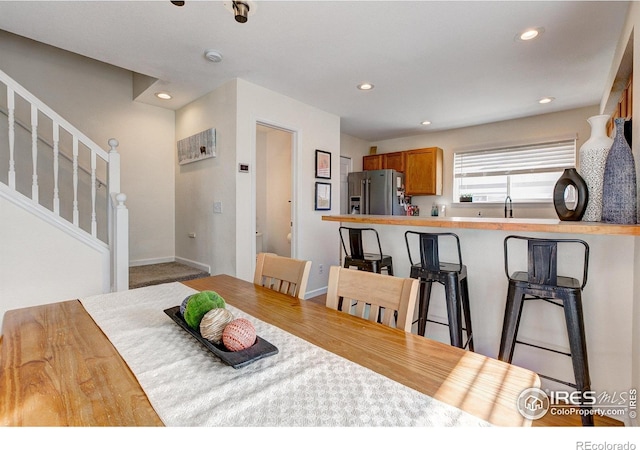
164, 306, 278, 369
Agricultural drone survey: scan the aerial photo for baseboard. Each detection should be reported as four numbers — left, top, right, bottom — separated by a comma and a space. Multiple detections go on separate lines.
129, 256, 175, 267
304, 285, 327, 300
175, 256, 211, 274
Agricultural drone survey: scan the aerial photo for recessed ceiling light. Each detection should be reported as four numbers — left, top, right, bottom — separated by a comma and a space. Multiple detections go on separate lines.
539, 96, 555, 104
421, 120, 431, 126
155, 92, 172, 100
517, 27, 545, 41
357, 83, 374, 91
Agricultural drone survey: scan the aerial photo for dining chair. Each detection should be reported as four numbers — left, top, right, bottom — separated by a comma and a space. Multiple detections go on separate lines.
325, 266, 419, 332
253, 252, 312, 300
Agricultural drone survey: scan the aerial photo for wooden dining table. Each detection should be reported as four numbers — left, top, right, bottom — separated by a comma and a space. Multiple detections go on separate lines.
0, 274, 540, 426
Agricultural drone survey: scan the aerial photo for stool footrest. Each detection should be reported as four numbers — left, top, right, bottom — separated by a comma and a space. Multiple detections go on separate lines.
515, 339, 572, 358
424, 318, 473, 350
538, 373, 578, 390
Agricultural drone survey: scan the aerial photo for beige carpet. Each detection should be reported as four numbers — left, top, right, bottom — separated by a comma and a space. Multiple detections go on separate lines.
129, 262, 209, 289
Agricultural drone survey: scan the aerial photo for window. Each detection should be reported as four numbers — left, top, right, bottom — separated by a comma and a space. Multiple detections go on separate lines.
453, 138, 576, 203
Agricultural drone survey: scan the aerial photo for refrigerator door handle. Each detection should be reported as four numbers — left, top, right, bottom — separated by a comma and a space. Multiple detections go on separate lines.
365, 178, 370, 214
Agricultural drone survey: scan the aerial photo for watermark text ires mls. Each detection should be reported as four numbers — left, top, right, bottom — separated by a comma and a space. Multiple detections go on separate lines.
516, 387, 637, 421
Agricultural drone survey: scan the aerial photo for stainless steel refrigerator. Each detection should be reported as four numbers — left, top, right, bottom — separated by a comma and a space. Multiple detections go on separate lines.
347, 169, 406, 215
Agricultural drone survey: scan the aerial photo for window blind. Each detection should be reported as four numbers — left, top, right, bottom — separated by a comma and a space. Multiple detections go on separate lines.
454, 139, 577, 178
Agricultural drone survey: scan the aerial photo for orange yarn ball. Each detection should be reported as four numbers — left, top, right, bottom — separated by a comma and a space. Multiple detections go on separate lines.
222, 318, 256, 351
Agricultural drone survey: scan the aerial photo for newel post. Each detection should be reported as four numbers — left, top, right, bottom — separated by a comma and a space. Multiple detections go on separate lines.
112, 192, 129, 291
107, 138, 129, 291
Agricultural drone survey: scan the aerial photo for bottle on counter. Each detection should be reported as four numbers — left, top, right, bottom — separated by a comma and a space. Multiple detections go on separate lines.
431, 203, 439, 216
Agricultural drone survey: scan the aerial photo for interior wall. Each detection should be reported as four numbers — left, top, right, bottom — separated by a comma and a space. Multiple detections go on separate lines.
603, 0, 640, 424
235, 79, 341, 296
340, 133, 370, 173
369, 105, 599, 219
0, 30, 176, 265
174, 80, 238, 276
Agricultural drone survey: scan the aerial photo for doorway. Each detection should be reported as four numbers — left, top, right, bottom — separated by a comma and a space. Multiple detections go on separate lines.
255, 124, 294, 258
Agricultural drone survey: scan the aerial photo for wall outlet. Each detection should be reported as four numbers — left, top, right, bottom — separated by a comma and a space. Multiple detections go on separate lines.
318, 264, 324, 274
213, 201, 223, 214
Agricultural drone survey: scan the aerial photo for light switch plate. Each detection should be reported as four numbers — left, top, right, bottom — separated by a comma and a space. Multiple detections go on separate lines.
213, 201, 223, 213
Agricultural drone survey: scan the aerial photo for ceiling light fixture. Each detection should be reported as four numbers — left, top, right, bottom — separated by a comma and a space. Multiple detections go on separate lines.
223, 1, 256, 24
204, 49, 223, 63
357, 83, 374, 91
539, 96, 555, 104
155, 92, 172, 100
233, 1, 250, 23
517, 27, 545, 41
421, 120, 431, 126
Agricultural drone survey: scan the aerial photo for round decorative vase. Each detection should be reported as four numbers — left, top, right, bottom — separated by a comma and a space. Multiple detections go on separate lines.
578, 114, 613, 221
602, 118, 637, 224
553, 168, 588, 221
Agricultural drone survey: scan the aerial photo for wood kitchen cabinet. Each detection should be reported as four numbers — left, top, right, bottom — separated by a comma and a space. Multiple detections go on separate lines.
363, 154, 383, 171
404, 147, 443, 195
362, 147, 442, 196
383, 151, 405, 172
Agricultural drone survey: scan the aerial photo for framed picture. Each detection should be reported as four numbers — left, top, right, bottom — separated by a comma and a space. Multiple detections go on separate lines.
314, 182, 331, 211
178, 128, 216, 165
315, 149, 331, 179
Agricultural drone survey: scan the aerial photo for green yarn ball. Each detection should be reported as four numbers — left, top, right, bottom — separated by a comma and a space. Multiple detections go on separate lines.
183, 291, 226, 329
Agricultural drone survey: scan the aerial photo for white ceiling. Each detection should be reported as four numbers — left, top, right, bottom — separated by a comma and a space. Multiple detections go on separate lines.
0, 0, 631, 141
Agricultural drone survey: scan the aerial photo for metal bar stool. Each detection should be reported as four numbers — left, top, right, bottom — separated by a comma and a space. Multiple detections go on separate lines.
498, 235, 592, 426
404, 231, 473, 351
339, 227, 393, 275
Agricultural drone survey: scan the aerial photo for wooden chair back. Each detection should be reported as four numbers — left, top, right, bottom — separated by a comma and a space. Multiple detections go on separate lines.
325, 266, 418, 332
254, 253, 312, 299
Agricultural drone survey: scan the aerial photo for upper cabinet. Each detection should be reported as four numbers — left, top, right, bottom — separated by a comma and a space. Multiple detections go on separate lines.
383, 151, 405, 172
404, 147, 443, 196
363, 154, 383, 171
362, 147, 443, 196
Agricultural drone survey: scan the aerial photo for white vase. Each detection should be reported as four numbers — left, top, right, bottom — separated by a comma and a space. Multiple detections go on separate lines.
578, 114, 613, 222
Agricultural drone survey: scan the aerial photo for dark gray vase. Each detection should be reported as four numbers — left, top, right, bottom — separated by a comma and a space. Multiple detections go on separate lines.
553, 168, 588, 221
602, 118, 637, 224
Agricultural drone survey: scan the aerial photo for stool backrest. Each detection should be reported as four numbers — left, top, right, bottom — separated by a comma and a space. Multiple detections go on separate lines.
404, 231, 463, 271
339, 227, 383, 259
504, 235, 589, 289
528, 240, 558, 285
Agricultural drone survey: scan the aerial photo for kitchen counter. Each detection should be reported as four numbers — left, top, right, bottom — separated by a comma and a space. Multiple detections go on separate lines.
322, 214, 640, 236
322, 213, 640, 424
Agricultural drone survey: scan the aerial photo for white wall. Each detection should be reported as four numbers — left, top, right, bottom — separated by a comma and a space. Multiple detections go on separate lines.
0, 30, 176, 265
369, 105, 599, 219
175, 79, 340, 296
236, 79, 341, 296
340, 133, 370, 173
0, 195, 107, 330
174, 80, 238, 276
601, 0, 640, 419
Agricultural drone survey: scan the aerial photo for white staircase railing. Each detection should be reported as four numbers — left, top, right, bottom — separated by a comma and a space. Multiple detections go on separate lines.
1, 68, 128, 292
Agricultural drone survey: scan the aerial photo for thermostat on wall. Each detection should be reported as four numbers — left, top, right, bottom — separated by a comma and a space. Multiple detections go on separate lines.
239, 163, 249, 173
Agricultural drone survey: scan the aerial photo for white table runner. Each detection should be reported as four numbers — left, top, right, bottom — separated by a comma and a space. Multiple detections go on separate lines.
80, 282, 490, 427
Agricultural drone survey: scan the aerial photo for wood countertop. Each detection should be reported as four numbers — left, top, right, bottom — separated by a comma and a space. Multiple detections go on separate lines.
322, 214, 640, 236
